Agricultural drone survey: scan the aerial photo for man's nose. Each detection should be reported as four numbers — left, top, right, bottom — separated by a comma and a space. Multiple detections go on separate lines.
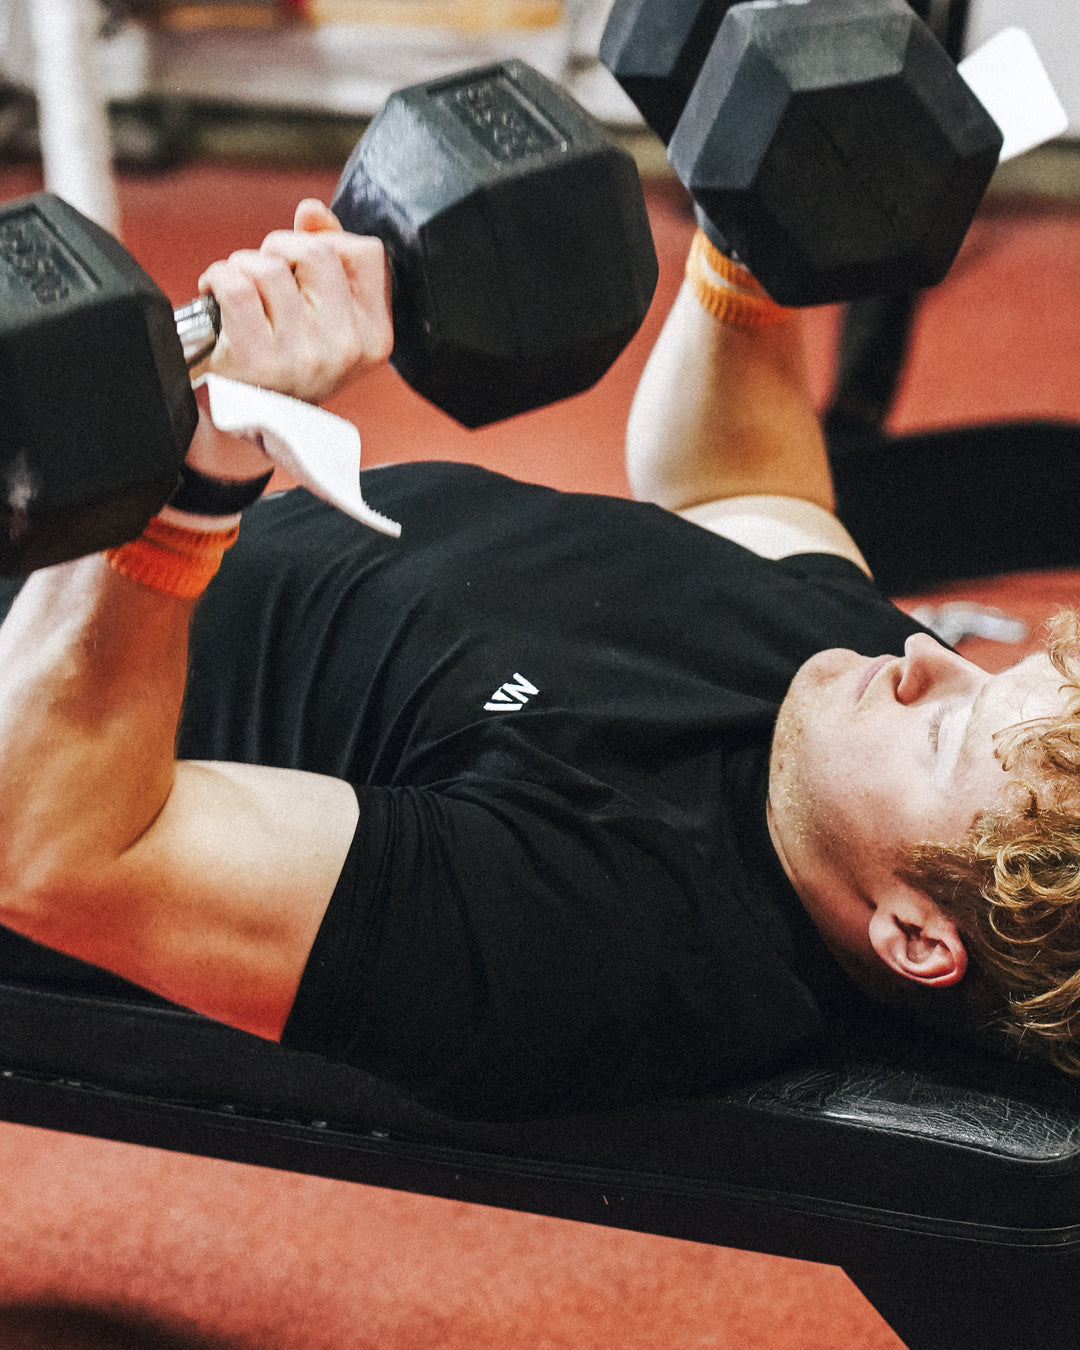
895, 633, 976, 704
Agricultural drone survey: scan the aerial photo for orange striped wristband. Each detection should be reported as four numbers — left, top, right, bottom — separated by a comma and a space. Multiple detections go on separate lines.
685, 229, 794, 328
105, 513, 240, 599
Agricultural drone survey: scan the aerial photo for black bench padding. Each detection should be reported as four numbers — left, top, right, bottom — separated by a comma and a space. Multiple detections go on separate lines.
0, 978, 1077, 1349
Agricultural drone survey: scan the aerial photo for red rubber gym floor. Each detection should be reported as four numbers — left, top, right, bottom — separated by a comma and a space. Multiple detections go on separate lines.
0, 156, 1078, 1349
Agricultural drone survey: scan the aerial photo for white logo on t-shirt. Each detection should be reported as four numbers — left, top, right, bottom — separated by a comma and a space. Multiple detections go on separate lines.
484, 673, 539, 713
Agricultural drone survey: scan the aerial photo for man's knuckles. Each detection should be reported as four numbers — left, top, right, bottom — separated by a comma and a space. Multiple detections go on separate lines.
261, 230, 387, 295
260, 230, 349, 276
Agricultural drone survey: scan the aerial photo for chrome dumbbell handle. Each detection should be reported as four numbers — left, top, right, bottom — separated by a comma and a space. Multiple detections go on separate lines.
174, 293, 221, 369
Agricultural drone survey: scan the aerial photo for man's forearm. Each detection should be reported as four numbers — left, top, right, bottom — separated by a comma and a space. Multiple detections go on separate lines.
626, 279, 834, 513
0, 556, 192, 939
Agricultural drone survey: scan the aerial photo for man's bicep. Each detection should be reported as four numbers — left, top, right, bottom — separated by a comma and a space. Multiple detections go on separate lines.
677, 494, 872, 576
73, 761, 359, 1040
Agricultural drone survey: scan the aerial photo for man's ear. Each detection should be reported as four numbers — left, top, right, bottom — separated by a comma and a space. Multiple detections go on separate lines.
867, 892, 968, 988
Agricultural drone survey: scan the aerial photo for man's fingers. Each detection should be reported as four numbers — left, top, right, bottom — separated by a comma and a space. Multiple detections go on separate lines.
198, 254, 273, 343
194, 219, 394, 401
194, 252, 307, 392
259, 229, 387, 301
201, 250, 307, 337
258, 231, 394, 365
330, 235, 392, 318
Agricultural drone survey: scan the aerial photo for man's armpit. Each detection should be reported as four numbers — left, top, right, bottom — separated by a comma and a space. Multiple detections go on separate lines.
677, 494, 872, 576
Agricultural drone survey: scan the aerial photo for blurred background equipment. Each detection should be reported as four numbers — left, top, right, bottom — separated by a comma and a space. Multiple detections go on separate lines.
0, 1, 1076, 174
24, 0, 119, 230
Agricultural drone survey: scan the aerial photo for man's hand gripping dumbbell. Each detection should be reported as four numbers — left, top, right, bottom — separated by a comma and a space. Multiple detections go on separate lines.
166, 198, 392, 569
190, 198, 393, 406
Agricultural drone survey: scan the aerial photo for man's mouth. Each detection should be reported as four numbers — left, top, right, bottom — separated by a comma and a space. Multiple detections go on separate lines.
855, 654, 895, 703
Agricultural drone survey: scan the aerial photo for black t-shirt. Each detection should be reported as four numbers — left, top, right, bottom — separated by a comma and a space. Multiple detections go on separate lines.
170, 463, 927, 1118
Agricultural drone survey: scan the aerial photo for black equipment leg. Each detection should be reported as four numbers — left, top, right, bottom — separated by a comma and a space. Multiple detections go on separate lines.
823, 292, 922, 441
844, 1238, 1079, 1350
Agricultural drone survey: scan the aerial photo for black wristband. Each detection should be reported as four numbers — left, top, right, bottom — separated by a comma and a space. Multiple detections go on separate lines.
169, 463, 275, 516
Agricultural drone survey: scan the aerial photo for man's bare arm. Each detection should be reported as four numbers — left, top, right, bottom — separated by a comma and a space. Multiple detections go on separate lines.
0, 550, 359, 1039
627, 261, 869, 573
0, 203, 390, 1039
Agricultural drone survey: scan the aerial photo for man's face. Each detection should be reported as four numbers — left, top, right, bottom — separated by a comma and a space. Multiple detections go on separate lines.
767, 635, 1065, 972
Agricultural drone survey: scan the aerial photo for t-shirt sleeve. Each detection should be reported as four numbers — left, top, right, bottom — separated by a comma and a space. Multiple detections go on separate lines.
774, 547, 894, 594
770, 547, 936, 650
281, 781, 821, 1119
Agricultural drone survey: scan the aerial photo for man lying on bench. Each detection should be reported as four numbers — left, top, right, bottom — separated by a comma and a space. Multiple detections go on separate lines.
0, 201, 1075, 1121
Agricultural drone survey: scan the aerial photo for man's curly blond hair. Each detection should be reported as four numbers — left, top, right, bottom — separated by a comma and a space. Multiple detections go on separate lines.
902, 608, 1080, 1074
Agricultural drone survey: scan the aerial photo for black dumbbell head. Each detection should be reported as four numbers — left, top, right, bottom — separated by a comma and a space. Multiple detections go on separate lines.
332, 61, 659, 428
668, 0, 1004, 306
0, 193, 195, 574
599, 0, 739, 143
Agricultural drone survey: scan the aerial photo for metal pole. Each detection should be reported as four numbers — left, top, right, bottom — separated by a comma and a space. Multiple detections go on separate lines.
29, 0, 119, 235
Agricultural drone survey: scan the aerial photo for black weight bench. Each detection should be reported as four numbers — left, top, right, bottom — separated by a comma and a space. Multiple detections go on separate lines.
0, 974, 1076, 1350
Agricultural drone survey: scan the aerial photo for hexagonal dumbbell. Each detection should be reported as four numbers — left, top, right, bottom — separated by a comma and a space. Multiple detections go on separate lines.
599, 0, 737, 143
0, 192, 196, 575
602, 0, 1003, 305
331, 60, 658, 427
